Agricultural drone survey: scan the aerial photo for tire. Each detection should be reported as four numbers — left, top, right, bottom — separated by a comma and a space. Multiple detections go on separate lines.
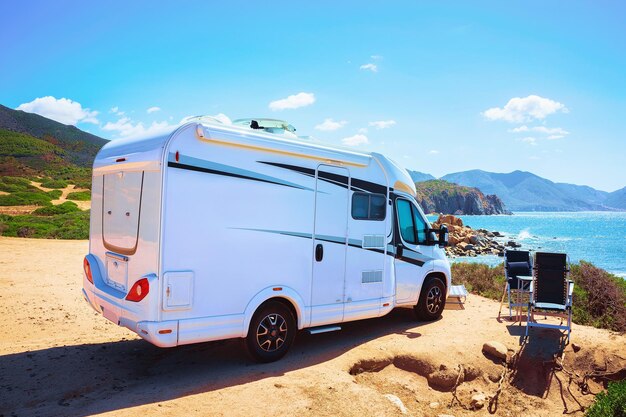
414, 277, 446, 321
245, 301, 296, 363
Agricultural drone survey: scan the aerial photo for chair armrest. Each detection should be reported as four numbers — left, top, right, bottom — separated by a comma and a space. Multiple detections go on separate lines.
567, 280, 574, 306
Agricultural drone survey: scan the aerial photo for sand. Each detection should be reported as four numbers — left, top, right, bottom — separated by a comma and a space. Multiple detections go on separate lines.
0, 236, 624, 417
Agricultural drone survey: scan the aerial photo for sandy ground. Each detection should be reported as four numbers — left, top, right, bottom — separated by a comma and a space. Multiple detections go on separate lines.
0, 237, 624, 417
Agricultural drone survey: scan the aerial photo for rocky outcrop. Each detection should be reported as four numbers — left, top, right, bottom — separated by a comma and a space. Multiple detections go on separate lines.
415, 180, 510, 215
432, 214, 506, 257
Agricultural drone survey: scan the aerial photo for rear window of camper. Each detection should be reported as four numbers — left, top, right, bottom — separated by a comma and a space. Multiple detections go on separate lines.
352, 192, 386, 220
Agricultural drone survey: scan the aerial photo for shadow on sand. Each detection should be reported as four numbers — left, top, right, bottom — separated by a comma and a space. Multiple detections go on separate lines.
0, 307, 428, 416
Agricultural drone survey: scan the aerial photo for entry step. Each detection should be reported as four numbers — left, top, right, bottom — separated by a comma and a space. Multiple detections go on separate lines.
307, 325, 341, 335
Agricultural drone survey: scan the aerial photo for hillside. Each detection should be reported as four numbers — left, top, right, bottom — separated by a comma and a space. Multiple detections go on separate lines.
414, 179, 510, 215
406, 169, 435, 183
605, 186, 626, 209
0, 104, 107, 166
441, 169, 620, 212
0, 105, 107, 184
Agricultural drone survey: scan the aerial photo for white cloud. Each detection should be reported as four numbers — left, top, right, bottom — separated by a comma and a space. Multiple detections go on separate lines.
429, 150, 440, 154
315, 118, 347, 131
359, 63, 378, 72
358, 127, 368, 134
341, 134, 369, 146
110, 106, 124, 116
103, 117, 176, 140
532, 126, 569, 135
518, 136, 538, 146
369, 120, 396, 129
508, 125, 530, 133
529, 155, 541, 160
548, 135, 565, 140
17, 96, 99, 125
483, 95, 567, 123
371, 55, 383, 60
269, 92, 315, 111
146, 106, 161, 114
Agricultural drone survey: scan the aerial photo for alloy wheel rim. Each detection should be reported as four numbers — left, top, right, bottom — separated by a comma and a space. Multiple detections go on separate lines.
256, 313, 287, 352
427, 286, 443, 314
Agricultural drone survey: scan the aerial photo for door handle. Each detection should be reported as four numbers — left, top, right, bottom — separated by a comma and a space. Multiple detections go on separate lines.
396, 243, 404, 259
315, 244, 324, 262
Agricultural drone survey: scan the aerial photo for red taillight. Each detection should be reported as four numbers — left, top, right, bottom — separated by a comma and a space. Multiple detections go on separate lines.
83, 257, 93, 284
126, 278, 149, 302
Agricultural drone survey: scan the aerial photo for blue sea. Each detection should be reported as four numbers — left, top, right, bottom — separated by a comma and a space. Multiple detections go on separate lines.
427, 212, 626, 278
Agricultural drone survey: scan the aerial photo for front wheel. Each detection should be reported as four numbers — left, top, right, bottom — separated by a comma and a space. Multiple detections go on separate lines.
245, 301, 296, 363
414, 277, 446, 321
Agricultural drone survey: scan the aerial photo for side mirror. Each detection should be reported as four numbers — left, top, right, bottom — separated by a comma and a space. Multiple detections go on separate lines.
438, 225, 449, 247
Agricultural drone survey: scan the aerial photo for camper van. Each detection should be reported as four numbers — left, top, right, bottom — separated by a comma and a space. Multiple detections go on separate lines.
82, 118, 451, 362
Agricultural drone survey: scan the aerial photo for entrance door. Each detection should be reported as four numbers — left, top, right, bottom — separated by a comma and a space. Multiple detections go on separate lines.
310, 165, 349, 326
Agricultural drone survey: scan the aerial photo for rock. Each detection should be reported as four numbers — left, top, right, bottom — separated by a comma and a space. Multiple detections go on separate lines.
470, 393, 487, 410
438, 415, 456, 417
482, 341, 508, 361
427, 368, 461, 391
572, 343, 581, 353
506, 240, 521, 248
384, 394, 408, 414
492, 231, 502, 237
429, 401, 440, 409
465, 244, 475, 252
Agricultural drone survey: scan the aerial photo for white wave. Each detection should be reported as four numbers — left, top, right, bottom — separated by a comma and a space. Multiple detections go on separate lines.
517, 229, 531, 240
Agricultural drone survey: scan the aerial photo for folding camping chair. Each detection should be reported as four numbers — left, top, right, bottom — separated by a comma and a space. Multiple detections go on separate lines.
498, 250, 533, 321
525, 252, 574, 343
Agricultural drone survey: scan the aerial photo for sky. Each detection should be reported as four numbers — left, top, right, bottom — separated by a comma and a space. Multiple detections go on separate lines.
1, 1, 625, 191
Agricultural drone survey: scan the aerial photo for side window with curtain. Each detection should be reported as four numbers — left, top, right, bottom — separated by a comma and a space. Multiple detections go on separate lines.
352, 192, 386, 221
396, 199, 416, 244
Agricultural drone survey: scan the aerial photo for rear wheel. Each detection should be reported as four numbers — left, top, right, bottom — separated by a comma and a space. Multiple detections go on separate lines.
415, 277, 446, 321
245, 301, 296, 363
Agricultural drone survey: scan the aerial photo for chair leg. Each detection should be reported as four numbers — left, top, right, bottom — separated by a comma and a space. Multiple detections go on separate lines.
498, 282, 507, 318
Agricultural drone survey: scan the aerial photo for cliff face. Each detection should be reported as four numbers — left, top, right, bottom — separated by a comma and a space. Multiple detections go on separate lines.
414, 180, 510, 215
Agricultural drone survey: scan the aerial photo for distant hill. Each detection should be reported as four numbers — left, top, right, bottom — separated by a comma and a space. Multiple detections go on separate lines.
441, 170, 621, 212
0, 105, 107, 181
414, 179, 510, 215
605, 186, 626, 209
407, 170, 435, 183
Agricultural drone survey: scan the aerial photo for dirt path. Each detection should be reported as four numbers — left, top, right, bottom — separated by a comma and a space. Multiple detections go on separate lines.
0, 237, 623, 417
0, 182, 91, 215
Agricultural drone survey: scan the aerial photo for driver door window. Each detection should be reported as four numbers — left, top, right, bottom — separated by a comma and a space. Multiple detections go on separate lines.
397, 198, 428, 245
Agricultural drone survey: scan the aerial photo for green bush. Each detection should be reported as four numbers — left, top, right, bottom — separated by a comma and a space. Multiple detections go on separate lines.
0, 190, 52, 206
451, 262, 506, 300
32, 201, 80, 216
0, 176, 33, 193
586, 380, 626, 417
0, 210, 90, 239
39, 179, 68, 189
46, 189, 62, 199
66, 191, 91, 201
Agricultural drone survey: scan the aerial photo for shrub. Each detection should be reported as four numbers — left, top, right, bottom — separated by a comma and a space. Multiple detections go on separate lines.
0, 210, 90, 239
46, 189, 62, 199
32, 201, 80, 216
451, 262, 506, 300
39, 179, 68, 189
570, 262, 626, 332
66, 191, 91, 201
0, 176, 33, 193
585, 380, 626, 417
0, 190, 52, 206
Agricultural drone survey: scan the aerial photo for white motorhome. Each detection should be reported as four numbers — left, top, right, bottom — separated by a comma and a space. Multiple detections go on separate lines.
82, 118, 451, 362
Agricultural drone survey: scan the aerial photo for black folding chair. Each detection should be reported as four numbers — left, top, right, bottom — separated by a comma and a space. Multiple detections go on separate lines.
498, 250, 533, 321
525, 252, 574, 343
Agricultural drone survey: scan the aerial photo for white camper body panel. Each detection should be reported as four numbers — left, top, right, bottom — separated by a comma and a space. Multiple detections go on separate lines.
83, 122, 451, 349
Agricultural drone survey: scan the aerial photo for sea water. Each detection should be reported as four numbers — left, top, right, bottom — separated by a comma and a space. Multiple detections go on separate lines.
427, 212, 626, 278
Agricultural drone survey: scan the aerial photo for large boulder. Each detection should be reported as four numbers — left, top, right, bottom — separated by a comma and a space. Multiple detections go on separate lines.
482, 341, 508, 361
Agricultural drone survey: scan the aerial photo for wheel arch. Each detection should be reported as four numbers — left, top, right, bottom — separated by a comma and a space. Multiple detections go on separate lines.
242, 286, 306, 337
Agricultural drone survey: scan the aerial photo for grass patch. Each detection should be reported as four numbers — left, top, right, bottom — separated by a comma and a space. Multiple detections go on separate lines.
585, 380, 626, 417
47, 189, 62, 199
32, 201, 80, 216
0, 189, 53, 206
66, 191, 91, 201
0, 176, 34, 193
452, 261, 626, 332
39, 179, 68, 189
0, 210, 90, 239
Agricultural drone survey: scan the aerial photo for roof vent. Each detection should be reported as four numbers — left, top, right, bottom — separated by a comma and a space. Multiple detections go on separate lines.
232, 118, 298, 138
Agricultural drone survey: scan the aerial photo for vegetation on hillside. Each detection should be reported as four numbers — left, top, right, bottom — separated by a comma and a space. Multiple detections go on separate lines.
0, 210, 90, 239
67, 190, 91, 201
451, 261, 626, 332
415, 179, 510, 215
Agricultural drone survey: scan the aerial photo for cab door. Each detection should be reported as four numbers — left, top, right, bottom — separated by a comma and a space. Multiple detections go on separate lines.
393, 197, 434, 304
